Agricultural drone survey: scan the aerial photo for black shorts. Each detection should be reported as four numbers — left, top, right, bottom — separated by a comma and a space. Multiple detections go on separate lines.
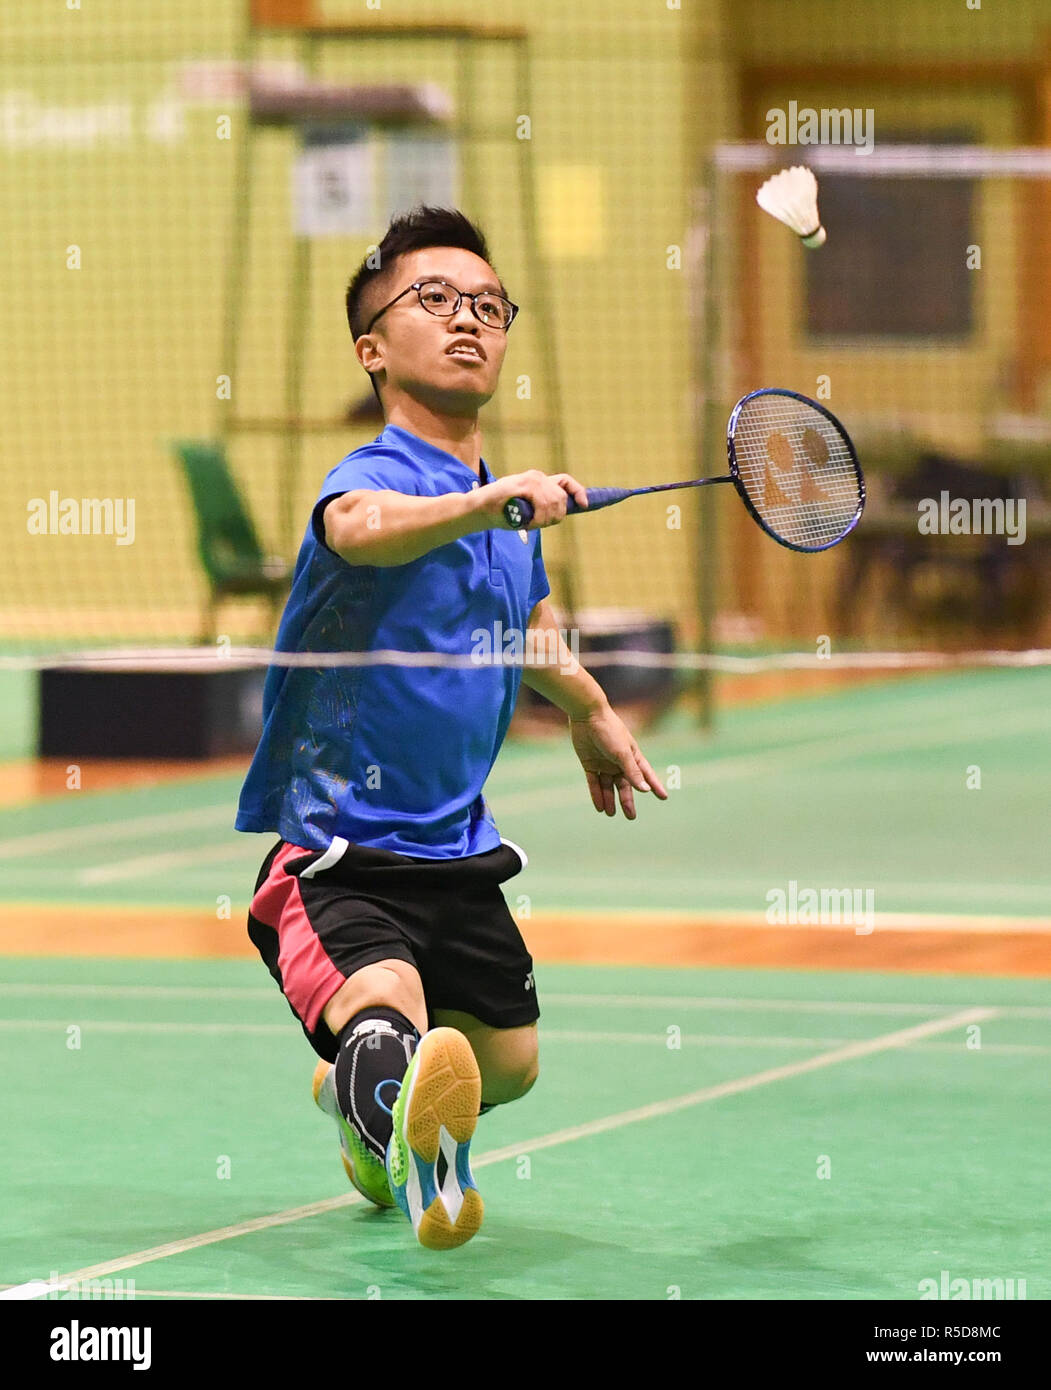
246, 837, 539, 1062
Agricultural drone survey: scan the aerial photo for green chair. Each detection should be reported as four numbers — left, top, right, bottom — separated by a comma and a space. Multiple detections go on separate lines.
172, 439, 291, 644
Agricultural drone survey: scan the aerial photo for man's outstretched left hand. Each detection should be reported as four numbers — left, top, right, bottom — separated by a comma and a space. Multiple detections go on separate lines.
569, 705, 669, 819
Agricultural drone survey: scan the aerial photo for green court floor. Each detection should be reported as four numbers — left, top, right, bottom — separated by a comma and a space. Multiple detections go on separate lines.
1, 959, 1048, 1300
1, 668, 1050, 919
1, 668, 1048, 1300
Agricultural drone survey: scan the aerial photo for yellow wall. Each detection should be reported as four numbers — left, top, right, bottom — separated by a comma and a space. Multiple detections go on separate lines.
731, 0, 1047, 61
1, 0, 730, 648
5, 0, 1047, 652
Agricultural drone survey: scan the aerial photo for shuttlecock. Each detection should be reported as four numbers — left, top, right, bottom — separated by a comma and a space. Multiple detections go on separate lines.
756, 165, 826, 248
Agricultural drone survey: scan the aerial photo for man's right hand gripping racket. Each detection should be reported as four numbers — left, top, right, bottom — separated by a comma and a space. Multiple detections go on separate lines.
502, 388, 865, 553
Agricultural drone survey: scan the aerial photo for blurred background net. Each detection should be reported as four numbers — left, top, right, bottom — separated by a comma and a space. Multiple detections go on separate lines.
2, 0, 1051, 740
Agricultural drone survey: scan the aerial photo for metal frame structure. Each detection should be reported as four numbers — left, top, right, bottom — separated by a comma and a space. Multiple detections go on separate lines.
218, 1, 580, 614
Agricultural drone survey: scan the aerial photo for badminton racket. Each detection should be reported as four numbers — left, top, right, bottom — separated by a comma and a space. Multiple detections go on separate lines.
502, 388, 865, 553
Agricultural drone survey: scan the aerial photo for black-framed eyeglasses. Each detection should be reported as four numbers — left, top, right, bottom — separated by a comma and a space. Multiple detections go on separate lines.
364, 280, 519, 335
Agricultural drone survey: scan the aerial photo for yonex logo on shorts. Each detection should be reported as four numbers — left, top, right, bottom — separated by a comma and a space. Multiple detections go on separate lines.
524, 972, 535, 991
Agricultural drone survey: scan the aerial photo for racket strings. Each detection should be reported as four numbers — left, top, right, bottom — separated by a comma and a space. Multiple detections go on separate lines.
733, 397, 862, 549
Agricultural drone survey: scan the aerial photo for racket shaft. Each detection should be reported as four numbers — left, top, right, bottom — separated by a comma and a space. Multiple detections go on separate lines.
502, 477, 731, 529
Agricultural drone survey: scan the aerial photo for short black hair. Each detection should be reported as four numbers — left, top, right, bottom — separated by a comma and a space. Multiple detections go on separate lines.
345, 206, 503, 406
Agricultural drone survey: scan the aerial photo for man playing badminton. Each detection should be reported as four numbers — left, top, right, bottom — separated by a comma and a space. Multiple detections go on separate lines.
236, 206, 667, 1250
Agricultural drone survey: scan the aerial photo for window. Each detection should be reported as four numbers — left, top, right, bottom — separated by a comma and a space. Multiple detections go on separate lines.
804, 132, 977, 339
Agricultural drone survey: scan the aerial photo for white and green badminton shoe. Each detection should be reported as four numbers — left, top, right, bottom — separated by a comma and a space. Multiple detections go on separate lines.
312, 1059, 395, 1209
383, 1027, 483, 1250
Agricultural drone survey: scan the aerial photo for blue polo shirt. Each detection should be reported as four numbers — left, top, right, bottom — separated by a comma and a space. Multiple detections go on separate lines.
235, 424, 550, 858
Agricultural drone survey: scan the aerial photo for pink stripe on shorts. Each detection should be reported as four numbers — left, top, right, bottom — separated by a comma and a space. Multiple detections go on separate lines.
248, 842, 346, 1033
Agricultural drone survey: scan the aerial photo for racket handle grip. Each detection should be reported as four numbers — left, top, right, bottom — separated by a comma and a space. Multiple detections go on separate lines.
503, 486, 630, 530
503, 494, 577, 528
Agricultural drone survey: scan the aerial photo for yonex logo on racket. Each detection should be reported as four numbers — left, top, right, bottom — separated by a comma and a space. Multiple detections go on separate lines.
503, 389, 864, 555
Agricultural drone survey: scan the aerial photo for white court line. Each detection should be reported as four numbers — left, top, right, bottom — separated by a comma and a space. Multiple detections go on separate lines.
489, 705, 1051, 814
0, 984, 279, 1000
0, 805, 232, 860
0, 1019, 1044, 1054
540, 1030, 1049, 1055
0, 1019, 1042, 1054
532, 875, 1051, 907
543, 993, 1051, 1017
78, 842, 251, 885
107, 1288, 321, 1300
68, 702, 1050, 882
0, 1005, 995, 1299
0, 1020, 289, 1035
542, 898, 1051, 925
3, 701, 1045, 868
0, 984, 1048, 1018
0, 1189, 361, 1302
0, 1286, 322, 1301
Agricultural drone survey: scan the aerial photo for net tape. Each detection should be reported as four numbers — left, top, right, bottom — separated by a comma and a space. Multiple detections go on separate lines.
712, 143, 1051, 178
7, 647, 1051, 674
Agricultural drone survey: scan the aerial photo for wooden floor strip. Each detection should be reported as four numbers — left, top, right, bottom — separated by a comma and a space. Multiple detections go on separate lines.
0, 905, 1047, 975
0, 757, 248, 808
